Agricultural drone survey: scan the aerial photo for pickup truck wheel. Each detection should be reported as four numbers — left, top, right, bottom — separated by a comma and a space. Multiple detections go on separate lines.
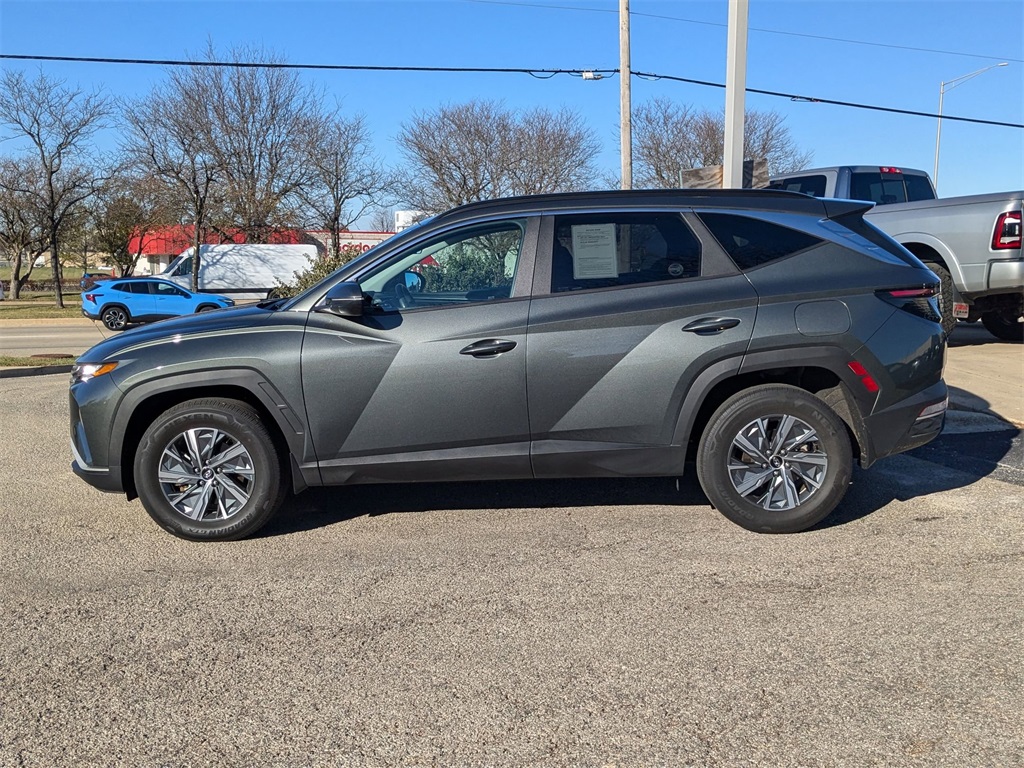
696, 385, 853, 534
923, 262, 956, 336
133, 398, 287, 541
981, 309, 1024, 342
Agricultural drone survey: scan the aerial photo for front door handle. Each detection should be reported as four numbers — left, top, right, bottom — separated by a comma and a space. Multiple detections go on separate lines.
682, 317, 742, 335
459, 339, 517, 357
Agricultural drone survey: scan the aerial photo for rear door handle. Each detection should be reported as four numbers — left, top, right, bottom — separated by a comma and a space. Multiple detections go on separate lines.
682, 317, 742, 334
459, 339, 517, 357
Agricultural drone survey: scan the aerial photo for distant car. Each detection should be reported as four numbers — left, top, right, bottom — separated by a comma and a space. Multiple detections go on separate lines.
81, 277, 234, 330
80, 272, 114, 291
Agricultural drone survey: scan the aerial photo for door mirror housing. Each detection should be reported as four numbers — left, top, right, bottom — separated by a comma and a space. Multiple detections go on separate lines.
314, 281, 364, 317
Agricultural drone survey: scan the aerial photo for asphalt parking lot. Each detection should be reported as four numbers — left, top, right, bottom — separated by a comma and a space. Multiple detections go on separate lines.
1, 370, 1022, 767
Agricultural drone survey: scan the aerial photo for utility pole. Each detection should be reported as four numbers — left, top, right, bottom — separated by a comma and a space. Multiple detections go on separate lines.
723, 0, 749, 188
620, 0, 632, 190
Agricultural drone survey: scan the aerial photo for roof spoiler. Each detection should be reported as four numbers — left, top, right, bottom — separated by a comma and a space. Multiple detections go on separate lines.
822, 198, 874, 219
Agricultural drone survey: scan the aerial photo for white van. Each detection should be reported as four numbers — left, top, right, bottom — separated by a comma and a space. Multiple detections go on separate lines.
161, 244, 320, 300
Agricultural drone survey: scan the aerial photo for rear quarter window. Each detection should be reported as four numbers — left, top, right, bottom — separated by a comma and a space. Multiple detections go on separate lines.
698, 213, 824, 271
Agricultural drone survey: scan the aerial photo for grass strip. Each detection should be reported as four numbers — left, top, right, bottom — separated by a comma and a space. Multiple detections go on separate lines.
0, 355, 77, 367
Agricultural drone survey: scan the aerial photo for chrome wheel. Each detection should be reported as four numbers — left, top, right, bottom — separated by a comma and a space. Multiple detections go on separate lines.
157, 427, 255, 521
727, 414, 829, 512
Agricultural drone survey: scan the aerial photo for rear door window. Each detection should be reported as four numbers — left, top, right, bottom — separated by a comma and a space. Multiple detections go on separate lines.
549, 213, 702, 293
697, 213, 824, 271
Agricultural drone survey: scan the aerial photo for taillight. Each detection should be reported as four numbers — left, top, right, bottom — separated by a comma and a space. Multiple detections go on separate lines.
879, 166, 903, 174
992, 211, 1022, 250
876, 285, 942, 324
84, 293, 96, 302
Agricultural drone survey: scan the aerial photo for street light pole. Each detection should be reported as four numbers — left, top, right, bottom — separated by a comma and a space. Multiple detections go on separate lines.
620, 0, 632, 190
933, 62, 1008, 192
723, 0, 749, 189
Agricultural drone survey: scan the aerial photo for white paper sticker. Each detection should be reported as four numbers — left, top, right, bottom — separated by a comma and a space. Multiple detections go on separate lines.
571, 224, 618, 280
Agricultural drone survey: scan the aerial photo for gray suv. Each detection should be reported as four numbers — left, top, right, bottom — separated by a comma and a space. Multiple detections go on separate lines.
70, 190, 948, 540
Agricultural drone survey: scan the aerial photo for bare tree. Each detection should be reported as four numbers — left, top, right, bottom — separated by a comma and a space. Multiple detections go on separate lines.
369, 208, 395, 233
633, 99, 812, 187
91, 172, 172, 277
0, 156, 49, 299
187, 43, 324, 242
397, 100, 600, 212
298, 112, 391, 258
0, 70, 109, 306
121, 83, 224, 291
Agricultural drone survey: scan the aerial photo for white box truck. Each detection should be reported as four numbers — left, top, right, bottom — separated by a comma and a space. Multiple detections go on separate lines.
161, 243, 320, 300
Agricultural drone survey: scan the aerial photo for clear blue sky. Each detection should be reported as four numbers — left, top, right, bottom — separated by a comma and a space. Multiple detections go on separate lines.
1, 0, 1021, 209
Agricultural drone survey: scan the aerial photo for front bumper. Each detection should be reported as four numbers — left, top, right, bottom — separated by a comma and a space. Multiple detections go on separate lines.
69, 374, 125, 494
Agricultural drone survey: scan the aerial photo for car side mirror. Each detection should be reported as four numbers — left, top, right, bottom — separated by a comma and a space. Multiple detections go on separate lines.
314, 281, 364, 317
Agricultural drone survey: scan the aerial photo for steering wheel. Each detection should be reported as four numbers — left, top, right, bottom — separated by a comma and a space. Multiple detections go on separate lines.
394, 282, 412, 309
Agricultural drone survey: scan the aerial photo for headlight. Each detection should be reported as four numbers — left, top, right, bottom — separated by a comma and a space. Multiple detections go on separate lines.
71, 362, 118, 385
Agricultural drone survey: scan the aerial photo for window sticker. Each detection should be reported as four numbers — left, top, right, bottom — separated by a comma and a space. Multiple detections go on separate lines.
571, 223, 618, 280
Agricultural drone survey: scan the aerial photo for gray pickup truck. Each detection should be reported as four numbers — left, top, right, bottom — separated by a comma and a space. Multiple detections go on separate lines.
769, 166, 1023, 340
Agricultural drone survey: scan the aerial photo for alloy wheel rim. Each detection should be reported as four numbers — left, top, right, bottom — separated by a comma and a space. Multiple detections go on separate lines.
727, 414, 828, 511
157, 427, 255, 521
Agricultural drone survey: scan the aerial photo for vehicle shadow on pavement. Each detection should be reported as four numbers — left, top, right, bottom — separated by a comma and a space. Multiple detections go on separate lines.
814, 420, 1022, 530
260, 476, 711, 538
259, 416, 1022, 538
947, 323, 999, 347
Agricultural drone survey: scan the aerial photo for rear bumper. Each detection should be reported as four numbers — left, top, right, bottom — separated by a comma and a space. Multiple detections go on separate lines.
862, 379, 948, 466
988, 257, 1024, 293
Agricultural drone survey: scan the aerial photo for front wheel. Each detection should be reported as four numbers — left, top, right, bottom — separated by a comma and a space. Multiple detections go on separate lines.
982, 309, 1024, 342
696, 385, 853, 533
133, 398, 287, 541
101, 305, 129, 331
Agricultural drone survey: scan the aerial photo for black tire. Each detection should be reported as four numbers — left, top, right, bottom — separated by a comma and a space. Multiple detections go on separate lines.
101, 305, 130, 331
696, 384, 853, 534
133, 398, 287, 541
981, 309, 1024, 342
923, 262, 956, 337
196, 304, 218, 313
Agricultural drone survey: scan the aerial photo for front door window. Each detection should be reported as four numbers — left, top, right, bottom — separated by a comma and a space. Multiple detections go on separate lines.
359, 220, 525, 311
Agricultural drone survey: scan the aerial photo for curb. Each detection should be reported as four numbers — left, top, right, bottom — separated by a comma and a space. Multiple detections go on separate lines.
0, 364, 73, 379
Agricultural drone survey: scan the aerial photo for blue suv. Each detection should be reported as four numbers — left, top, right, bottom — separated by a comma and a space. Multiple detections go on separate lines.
81, 277, 234, 330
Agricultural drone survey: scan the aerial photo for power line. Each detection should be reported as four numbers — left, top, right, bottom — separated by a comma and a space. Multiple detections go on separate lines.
464, 0, 1024, 63
633, 71, 1024, 129
1, 53, 1021, 129
0, 53, 612, 79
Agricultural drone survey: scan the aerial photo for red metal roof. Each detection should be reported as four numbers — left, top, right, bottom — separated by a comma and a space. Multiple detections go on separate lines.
129, 226, 305, 256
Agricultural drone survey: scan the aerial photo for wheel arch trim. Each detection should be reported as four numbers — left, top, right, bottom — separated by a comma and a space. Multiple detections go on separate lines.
672, 346, 874, 467
108, 369, 312, 498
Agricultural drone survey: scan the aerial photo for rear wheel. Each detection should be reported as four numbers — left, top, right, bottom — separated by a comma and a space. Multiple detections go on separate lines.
923, 262, 956, 336
101, 305, 129, 331
982, 309, 1024, 342
133, 398, 287, 541
696, 385, 853, 533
